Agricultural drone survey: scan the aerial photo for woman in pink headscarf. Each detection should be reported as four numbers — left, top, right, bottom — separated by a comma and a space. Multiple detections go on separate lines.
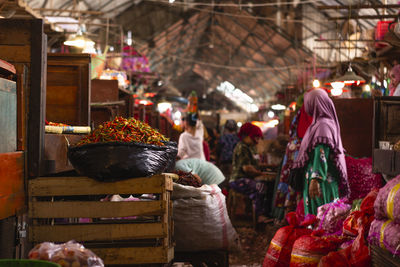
292, 89, 350, 215
389, 64, 400, 96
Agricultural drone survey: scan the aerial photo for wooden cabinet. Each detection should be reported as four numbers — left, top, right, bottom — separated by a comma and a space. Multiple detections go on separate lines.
333, 98, 373, 158
372, 97, 400, 177
46, 53, 91, 126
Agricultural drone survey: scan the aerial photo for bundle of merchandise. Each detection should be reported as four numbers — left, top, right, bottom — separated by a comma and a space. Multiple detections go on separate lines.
368, 175, 400, 256
263, 212, 316, 267
29, 240, 104, 267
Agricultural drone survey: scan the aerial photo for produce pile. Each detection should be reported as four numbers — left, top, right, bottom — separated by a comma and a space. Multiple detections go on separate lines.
77, 116, 169, 146
174, 170, 202, 187
29, 241, 104, 267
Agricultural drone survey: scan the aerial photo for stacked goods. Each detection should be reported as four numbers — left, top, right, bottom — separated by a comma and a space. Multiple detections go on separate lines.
368, 175, 400, 256
68, 117, 176, 181
318, 189, 379, 267
368, 219, 400, 256
263, 212, 316, 267
318, 228, 370, 267
172, 183, 239, 252
373, 175, 400, 222
343, 189, 378, 237
345, 155, 383, 201
174, 170, 202, 188
290, 231, 348, 267
29, 241, 104, 267
76, 116, 169, 146
316, 199, 351, 235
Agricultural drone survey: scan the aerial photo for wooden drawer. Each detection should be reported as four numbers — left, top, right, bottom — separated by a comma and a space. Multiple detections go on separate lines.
28, 174, 175, 265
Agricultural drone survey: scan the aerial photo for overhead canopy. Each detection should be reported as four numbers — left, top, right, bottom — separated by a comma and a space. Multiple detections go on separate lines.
11, 0, 400, 109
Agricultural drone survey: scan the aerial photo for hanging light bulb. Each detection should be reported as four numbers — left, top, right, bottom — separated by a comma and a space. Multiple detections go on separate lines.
335, 64, 365, 85
330, 81, 345, 96
312, 79, 321, 88
64, 28, 95, 49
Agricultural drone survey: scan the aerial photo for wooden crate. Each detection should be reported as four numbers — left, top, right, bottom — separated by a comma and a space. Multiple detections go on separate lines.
28, 174, 175, 265
371, 245, 400, 267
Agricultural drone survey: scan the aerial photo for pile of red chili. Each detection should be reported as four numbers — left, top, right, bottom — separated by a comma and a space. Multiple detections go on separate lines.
76, 116, 169, 146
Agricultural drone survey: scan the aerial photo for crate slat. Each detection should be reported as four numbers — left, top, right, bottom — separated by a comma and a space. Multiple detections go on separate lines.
29, 200, 165, 218
91, 246, 174, 265
29, 174, 175, 196
29, 223, 165, 243
371, 245, 400, 267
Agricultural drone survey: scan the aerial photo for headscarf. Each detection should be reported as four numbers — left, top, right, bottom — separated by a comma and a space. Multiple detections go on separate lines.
389, 65, 400, 96
293, 89, 349, 198
238, 122, 263, 142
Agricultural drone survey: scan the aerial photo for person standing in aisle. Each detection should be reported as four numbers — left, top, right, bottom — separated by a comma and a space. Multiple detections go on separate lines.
229, 122, 274, 224
292, 89, 350, 215
217, 119, 240, 188
177, 113, 205, 160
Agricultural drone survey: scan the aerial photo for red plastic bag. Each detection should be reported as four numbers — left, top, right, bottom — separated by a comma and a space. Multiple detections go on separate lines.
318, 228, 371, 267
343, 189, 378, 237
263, 212, 316, 267
290, 231, 348, 267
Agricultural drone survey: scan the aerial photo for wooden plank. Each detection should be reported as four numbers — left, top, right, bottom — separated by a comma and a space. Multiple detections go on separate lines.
15, 64, 27, 151
29, 223, 165, 243
90, 246, 174, 265
0, 152, 25, 219
0, 45, 31, 63
28, 19, 46, 177
29, 175, 171, 196
0, 24, 31, 45
29, 200, 165, 218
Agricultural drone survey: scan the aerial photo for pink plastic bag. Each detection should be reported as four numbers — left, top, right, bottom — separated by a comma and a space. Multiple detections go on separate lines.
316, 199, 351, 235
29, 240, 104, 267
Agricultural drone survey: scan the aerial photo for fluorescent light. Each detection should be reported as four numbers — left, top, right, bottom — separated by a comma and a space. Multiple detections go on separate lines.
331, 81, 345, 96
313, 79, 320, 88
169, 0, 175, 3
157, 102, 172, 113
271, 104, 286, 110
268, 111, 275, 118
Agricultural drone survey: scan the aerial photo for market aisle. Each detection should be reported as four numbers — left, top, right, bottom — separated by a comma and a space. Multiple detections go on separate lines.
229, 223, 281, 266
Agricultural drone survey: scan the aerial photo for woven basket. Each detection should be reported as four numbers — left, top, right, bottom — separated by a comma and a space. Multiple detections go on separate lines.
371, 245, 400, 267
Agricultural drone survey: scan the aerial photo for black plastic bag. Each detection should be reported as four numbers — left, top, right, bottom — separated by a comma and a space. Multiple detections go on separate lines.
68, 142, 173, 182
163, 141, 178, 172
288, 167, 305, 192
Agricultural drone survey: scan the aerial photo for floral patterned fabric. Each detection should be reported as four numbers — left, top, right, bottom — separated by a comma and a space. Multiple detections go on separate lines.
303, 144, 339, 215
274, 111, 302, 212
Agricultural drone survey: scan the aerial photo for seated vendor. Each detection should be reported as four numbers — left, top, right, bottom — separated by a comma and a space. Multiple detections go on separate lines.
175, 158, 225, 185
230, 122, 275, 224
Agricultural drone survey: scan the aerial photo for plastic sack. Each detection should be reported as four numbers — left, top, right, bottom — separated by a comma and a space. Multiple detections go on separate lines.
343, 189, 378, 237
263, 212, 316, 267
316, 199, 351, 235
28, 240, 104, 267
345, 155, 383, 202
172, 183, 240, 252
374, 174, 400, 222
290, 231, 348, 267
319, 228, 371, 267
68, 142, 174, 181
368, 218, 400, 256
163, 141, 178, 172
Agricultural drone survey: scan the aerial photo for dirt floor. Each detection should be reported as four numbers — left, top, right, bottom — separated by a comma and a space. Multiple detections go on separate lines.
229, 217, 281, 266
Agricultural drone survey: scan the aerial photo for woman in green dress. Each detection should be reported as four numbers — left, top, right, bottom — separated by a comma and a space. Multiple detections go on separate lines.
292, 89, 350, 215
